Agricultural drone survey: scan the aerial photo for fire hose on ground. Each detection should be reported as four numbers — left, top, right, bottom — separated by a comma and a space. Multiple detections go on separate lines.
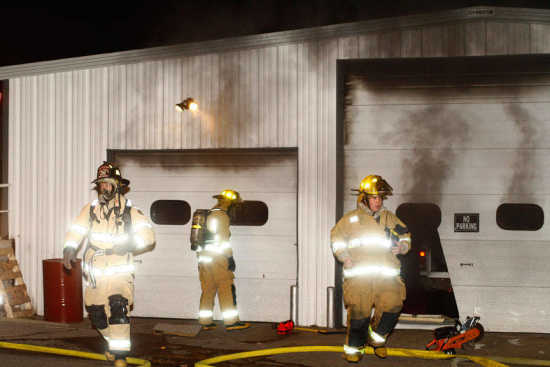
195, 345, 550, 367
0, 341, 151, 366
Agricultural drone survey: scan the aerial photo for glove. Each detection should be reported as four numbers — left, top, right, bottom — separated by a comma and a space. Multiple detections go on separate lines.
227, 256, 236, 272
63, 247, 77, 270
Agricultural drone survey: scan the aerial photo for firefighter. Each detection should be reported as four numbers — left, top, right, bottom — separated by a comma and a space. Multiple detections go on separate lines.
331, 175, 410, 363
63, 162, 155, 367
191, 189, 249, 331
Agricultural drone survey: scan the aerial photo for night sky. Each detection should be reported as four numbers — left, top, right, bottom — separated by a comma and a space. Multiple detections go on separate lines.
2, 1, 550, 68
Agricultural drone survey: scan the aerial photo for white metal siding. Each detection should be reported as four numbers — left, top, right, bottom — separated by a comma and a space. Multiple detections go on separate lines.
345, 74, 550, 332
6, 7, 550, 326
8, 44, 336, 326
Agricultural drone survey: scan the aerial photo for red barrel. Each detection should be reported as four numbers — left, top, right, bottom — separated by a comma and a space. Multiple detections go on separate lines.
42, 259, 83, 323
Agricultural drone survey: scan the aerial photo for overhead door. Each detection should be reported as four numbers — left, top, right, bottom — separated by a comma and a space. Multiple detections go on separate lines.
115, 150, 297, 322
343, 59, 550, 332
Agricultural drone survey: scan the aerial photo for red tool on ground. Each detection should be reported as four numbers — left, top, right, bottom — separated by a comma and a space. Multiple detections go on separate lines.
277, 320, 295, 335
426, 316, 484, 354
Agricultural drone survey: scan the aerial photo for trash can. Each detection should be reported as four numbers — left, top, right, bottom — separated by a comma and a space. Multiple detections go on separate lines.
42, 258, 83, 323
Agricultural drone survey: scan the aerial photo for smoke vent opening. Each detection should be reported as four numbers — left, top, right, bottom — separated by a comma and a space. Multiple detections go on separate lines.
396, 203, 458, 318
497, 203, 544, 231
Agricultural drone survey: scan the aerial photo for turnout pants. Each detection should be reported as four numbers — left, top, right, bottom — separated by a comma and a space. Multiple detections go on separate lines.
344, 275, 405, 348
85, 253, 133, 354
198, 259, 239, 325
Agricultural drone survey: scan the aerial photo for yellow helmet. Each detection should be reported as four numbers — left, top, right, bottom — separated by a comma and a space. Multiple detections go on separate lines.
357, 175, 393, 198
213, 189, 242, 203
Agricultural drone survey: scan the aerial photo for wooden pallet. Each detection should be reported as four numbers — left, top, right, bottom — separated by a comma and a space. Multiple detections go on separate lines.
0, 239, 34, 319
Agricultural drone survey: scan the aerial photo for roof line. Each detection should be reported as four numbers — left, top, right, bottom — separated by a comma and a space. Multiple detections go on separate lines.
1, 6, 550, 79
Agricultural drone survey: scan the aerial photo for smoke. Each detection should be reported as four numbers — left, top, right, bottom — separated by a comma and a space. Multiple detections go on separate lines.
383, 105, 470, 204
504, 103, 538, 201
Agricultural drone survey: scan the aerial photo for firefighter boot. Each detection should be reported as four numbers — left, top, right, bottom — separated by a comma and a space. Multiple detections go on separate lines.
370, 312, 400, 359
342, 346, 363, 363
368, 325, 388, 359
105, 351, 115, 362
343, 352, 363, 363
108, 351, 129, 367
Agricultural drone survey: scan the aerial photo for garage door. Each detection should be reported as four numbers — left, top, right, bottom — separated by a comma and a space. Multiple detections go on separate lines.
343, 59, 550, 332
115, 150, 297, 322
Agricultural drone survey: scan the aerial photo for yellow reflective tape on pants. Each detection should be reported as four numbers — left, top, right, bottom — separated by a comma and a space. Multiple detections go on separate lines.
194, 346, 510, 367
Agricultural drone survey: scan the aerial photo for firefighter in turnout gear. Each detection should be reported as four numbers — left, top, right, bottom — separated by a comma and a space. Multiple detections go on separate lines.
63, 162, 155, 367
191, 190, 250, 331
331, 175, 410, 363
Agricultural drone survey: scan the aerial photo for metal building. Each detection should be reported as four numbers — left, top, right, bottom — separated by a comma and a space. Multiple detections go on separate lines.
1, 6, 550, 332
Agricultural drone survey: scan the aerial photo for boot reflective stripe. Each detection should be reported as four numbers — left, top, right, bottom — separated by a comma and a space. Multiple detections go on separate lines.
108, 338, 131, 351
222, 309, 239, 319
343, 265, 399, 278
369, 325, 386, 344
93, 264, 135, 277
64, 240, 79, 249
71, 224, 89, 235
199, 310, 213, 318
344, 345, 361, 355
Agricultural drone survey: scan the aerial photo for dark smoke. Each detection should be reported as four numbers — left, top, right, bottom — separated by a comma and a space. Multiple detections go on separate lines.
505, 103, 538, 201
383, 105, 470, 204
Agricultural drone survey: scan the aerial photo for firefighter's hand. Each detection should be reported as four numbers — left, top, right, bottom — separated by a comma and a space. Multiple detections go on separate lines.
343, 258, 353, 269
63, 247, 77, 270
392, 242, 408, 255
227, 256, 236, 272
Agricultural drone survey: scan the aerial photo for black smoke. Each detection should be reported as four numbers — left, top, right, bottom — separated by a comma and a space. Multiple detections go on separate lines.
504, 103, 538, 201
385, 105, 470, 204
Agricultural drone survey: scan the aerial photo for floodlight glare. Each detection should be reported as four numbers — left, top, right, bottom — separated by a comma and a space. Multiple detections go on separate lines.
176, 97, 198, 112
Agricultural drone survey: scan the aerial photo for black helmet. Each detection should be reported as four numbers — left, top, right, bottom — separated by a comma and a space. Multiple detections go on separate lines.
92, 161, 130, 187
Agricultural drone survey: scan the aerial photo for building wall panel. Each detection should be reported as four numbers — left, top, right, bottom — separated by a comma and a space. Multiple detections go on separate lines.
259, 47, 279, 147
401, 29, 422, 57
464, 21, 487, 56
530, 23, 550, 53
379, 30, 401, 58
277, 44, 298, 147
162, 59, 183, 149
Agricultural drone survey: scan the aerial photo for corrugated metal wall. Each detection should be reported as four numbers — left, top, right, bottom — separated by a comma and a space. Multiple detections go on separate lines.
7, 8, 550, 325
8, 43, 337, 325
